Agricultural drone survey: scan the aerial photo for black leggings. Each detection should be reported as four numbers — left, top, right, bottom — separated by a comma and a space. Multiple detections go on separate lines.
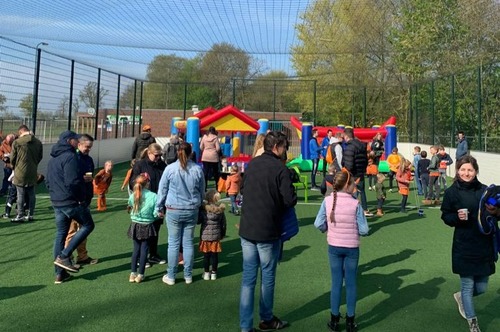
147, 219, 163, 258
202, 161, 220, 188
131, 239, 149, 275
203, 252, 219, 272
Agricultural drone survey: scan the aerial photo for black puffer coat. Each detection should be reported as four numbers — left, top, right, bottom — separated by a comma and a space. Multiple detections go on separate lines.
342, 138, 368, 178
441, 178, 495, 276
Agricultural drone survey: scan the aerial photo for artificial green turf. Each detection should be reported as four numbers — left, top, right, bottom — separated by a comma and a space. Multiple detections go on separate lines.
1, 164, 499, 331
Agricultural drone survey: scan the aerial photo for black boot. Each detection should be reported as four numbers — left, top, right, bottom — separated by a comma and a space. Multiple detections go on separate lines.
346, 315, 357, 332
327, 313, 340, 332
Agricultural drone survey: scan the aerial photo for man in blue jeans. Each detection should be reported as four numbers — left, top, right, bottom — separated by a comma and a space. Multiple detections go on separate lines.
46, 130, 95, 283
238, 131, 297, 332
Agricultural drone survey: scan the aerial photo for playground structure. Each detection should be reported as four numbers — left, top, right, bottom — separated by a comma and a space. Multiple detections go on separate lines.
288, 116, 397, 171
169, 105, 268, 168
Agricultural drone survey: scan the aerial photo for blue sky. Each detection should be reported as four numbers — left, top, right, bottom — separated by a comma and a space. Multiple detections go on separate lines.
0, 0, 312, 80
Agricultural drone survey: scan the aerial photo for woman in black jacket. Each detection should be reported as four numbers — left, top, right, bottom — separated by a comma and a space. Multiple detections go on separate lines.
441, 155, 493, 332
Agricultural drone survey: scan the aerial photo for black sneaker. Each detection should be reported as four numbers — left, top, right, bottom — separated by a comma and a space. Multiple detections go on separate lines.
10, 215, 25, 223
1, 214, 10, 219
54, 256, 79, 273
54, 271, 71, 284
149, 256, 166, 264
258, 316, 289, 331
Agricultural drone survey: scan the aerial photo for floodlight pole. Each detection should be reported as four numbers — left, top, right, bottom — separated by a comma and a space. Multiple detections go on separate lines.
32, 42, 48, 134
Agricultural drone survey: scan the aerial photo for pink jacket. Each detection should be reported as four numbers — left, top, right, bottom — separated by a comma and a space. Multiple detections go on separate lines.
325, 192, 360, 248
200, 134, 220, 163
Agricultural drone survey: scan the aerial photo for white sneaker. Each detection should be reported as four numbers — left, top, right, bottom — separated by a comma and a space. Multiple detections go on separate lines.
184, 277, 193, 284
210, 272, 217, 280
368, 186, 372, 191
203, 272, 210, 281
162, 275, 175, 285
364, 210, 374, 217
454, 292, 466, 319
129, 272, 137, 283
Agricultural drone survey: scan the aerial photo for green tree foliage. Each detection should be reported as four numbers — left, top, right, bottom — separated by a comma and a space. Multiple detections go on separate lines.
19, 93, 33, 117
200, 43, 250, 107
292, 0, 499, 138
79, 82, 109, 109
119, 84, 139, 110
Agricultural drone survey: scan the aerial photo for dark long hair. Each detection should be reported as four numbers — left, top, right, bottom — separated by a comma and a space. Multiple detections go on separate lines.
177, 142, 192, 170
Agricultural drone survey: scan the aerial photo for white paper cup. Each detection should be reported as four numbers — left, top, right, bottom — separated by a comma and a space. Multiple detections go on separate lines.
85, 172, 93, 177
458, 208, 469, 220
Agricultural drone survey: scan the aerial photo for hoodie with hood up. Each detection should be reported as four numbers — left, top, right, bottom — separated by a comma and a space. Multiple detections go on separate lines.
46, 140, 85, 207
131, 132, 156, 160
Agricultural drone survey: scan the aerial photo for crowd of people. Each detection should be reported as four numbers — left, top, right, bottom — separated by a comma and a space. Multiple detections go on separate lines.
1, 124, 496, 332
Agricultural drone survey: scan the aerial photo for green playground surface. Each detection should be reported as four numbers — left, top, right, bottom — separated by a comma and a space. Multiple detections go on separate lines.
1, 162, 499, 331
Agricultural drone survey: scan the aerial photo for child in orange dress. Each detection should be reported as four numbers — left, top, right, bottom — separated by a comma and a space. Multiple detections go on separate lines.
121, 159, 136, 196
225, 164, 242, 215
199, 189, 226, 281
366, 151, 378, 191
396, 159, 413, 213
93, 160, 113, 211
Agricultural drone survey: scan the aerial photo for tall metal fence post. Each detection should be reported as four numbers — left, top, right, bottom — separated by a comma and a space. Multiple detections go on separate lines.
183, 83, 187, 119
451, 74, 455, 146
409, 85, 413, 142
94, 68, 101, 140
477, 65, 482, 151
362, 86, 367, 128
313, 80, 317, 126
132, 80, 137, 136
115, 75, 121, 139
68, 60, 75, 131
32, 47, 43, 134
431, 81, 435, 145
273, 80, 276, 122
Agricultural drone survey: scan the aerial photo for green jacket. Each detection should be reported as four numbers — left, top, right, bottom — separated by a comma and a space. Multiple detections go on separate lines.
11, 134, 43, 186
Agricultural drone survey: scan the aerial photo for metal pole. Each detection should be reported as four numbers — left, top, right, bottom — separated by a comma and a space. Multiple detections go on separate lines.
232, 79, 236, 106
132, 80, 137, 136
273, 80, 276, 122
32, 42, 47, 134
183, 83, 187, 119
477, 65, 482, 151
115, 75, 121, 139
94, 68, 101, 140
409, 85, 413, 141
451, 75, 455, 146
313, 80, 317, 126
68, 60, 75, 130
431, 81, 435, 145
362, 86, 367, 127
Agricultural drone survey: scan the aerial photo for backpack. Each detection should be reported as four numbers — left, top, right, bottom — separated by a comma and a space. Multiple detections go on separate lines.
163, 143, 178, 165
477, 184, 500, 261
325, 143, 341, 172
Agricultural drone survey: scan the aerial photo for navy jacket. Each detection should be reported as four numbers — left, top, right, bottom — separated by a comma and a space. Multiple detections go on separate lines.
46, 140, 85, 207
342, 138, 368, 178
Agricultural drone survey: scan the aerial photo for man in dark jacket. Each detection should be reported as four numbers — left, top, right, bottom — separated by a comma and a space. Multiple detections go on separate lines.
46, 130, 95, 282
131, 124, 156, 160
10, 125, 43, 222
342, 128, 372, 216
239, 131, 297, 332
63, 134, 98, 271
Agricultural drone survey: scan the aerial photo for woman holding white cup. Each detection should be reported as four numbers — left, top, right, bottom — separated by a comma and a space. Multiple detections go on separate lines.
441, 155, 495, 332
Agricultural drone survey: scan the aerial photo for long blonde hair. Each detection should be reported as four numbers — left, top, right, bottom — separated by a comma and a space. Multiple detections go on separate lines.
140, 143, 162, 160
132, 173, 150, 213
252, 134, 266, 157
329, 170, 354, 224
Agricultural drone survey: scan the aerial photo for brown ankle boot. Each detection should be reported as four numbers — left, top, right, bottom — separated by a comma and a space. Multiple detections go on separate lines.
376, 208, 384, 216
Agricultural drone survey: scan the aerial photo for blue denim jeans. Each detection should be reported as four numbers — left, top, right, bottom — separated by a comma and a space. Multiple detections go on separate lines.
229, 194, 238, 213
165, 208, 198, 280
240, 237, 280, 331
328, 245, 360, 317
53, 204, 95, 274
460, 275, 489, 319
